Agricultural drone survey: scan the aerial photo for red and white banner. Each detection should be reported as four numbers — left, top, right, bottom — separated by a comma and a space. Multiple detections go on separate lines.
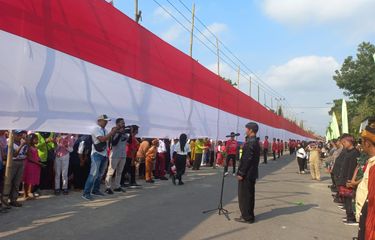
0, 0, 314, 140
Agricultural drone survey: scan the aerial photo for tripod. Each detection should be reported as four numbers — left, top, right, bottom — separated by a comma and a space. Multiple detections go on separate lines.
202, 167, 230, 220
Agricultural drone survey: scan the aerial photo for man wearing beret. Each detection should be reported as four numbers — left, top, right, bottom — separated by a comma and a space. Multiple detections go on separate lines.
235, 122, 260, 224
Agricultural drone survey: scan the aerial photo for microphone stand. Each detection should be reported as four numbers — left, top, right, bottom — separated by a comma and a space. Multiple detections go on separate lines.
202, 166, 230, 220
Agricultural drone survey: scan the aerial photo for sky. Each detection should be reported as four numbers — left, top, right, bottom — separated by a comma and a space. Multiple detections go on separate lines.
113, 0, 375, 135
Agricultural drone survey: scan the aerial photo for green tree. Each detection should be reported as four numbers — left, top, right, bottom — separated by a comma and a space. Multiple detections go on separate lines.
331, 42, 375, 136
222, 77, 237, 87
277, 106, 283, 116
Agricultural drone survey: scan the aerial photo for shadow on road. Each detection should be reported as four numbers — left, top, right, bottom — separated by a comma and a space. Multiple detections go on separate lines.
256, 204, 319, 221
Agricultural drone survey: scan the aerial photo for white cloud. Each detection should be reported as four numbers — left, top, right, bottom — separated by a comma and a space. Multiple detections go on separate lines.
265, 56, 339, 90
153, 6, 172, 20
261, 0, 375, 37
202, 22, 228, 37
160, 24, 184, 42
263, 56, 343, 134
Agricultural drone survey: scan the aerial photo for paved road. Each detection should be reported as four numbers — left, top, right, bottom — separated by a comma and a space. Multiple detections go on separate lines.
0, 154, 357, 240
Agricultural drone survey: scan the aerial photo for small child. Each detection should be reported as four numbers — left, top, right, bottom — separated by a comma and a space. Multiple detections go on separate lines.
23, 134, 41, 200
145, 139, 158, 183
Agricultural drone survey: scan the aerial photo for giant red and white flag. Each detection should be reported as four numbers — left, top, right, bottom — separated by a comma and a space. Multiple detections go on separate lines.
0, 0, 314, 140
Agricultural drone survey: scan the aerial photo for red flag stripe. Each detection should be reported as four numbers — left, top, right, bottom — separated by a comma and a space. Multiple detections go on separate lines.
0, 0, 313, 138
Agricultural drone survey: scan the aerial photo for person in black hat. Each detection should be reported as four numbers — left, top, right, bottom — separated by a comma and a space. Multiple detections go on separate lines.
224, 132, 239, 176
235, 122, 260, 224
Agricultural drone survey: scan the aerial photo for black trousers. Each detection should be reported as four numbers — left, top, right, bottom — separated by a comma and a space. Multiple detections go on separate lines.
72, 161, 90, 189
263, 149, 268, 164
224, 154, 236, 173
121, 157, 136, 185
358, 201, 367, 240
175, 154, 187, 182
273, 151, 276, 160
344, 196, 355, 221
193, 153, 202, 170
297, 157, 305, 172
238, 178, 256, 221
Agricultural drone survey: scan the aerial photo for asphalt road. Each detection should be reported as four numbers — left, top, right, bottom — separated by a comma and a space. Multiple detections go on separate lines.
0, 154, 357, 240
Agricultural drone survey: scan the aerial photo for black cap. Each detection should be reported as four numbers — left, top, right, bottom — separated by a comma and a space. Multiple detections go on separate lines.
245, 122, 259, 133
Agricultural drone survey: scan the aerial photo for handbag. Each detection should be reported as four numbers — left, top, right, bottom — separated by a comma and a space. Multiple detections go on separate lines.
338, 185, 354, 198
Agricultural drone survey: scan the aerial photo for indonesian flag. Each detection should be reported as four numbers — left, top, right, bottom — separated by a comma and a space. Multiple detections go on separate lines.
0, 0, 313, 140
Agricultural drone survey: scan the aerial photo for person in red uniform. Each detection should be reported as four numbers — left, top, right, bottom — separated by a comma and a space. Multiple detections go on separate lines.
279, 140, 284, 156
272, 138, 277, 161
276, 139, 281, 158
225, 132, 239, 176
262, 136, 269, 164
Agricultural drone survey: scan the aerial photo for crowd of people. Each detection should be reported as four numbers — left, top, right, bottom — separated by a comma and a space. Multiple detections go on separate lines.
2, 114, 373, 239
0, 114, 300, 213
288, 118, 375, 240
323, 119, 375, 240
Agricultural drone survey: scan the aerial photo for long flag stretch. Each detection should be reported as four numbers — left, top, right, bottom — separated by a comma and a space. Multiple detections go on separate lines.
0, 0, 314, 140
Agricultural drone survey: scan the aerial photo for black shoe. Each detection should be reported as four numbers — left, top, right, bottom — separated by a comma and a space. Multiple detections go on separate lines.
0, 206, 8, 213
9, 201, 22, 207
178, 181, 184, 185
113, 187, 126, 193
154, 176, 160, 179
234, 217, 254, 224
63, 189, 69, 195
146, 180, 155, 183
105, 188, 114, 195
344, 220, 358, 226
92, 191, 105, 196
160, 176, 168, 180
172, 175, 176, 185
54, 190, 61, 196
129, 183, 142, 189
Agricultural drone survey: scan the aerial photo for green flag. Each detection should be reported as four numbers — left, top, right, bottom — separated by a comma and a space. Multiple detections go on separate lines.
331, 112, 341, 139
342, 99, 349, 134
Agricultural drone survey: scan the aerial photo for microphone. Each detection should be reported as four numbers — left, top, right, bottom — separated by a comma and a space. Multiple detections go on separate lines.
226, 132, 240, 138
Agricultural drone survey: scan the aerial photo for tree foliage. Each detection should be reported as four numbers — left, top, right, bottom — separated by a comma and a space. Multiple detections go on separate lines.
222, 77, 237, 87
331, 42, 375, 136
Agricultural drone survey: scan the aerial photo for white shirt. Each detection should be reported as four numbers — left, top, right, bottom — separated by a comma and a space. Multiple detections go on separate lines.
174, 142, 191, 155
296, 148, 306, 159
91, 126, 108, 157
157, 140, 166, 153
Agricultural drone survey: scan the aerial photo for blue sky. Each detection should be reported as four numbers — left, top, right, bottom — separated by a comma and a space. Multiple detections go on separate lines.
112, 0, 375, 135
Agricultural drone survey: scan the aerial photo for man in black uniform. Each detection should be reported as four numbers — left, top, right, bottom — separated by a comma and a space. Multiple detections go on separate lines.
235, 122, 260, 224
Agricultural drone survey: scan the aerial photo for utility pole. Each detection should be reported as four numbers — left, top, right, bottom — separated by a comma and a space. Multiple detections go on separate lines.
264, 92, 266, 106
257, 84, 260, 102
216, 37, 220, 76
2, 130, 14, 199
135, 0, 141, 23
189, 3, 195, 57
249, 76, 252, 97
237, 66, 240, 89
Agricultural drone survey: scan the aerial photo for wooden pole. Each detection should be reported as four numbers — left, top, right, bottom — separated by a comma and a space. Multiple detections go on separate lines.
189, 3, 195, 57
257, 84, 260, 102
216, 37, 220, 76
249, 76, 252, 97
237, 66, 240, 89
3, 130, 14, 198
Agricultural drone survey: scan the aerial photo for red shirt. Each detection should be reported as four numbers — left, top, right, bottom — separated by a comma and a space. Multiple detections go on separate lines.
225, 140, 238, 155
272, 142, 278, 152
263, 140, 269, 149
126, 136, 139, 158
278, 142, 283, 151
366, 166, 375, 240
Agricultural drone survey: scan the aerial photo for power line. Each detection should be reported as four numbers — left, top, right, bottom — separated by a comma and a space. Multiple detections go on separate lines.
151, 0, 299, 122
163, 0, 283, 102
176, 0, 286, 101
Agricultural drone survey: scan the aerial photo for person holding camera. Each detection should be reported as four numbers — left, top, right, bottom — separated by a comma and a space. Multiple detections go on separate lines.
82, 115, 117, 201
105, 118, 129, 194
